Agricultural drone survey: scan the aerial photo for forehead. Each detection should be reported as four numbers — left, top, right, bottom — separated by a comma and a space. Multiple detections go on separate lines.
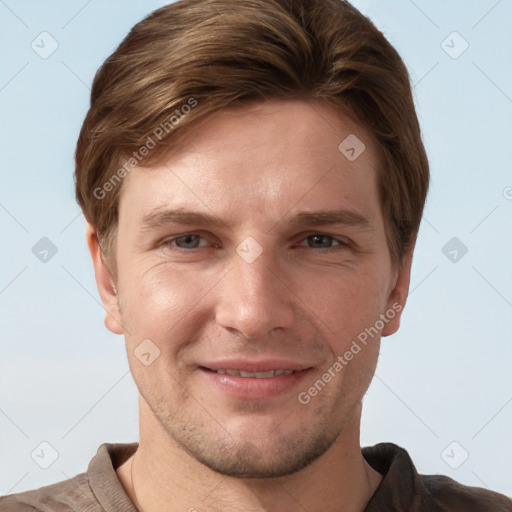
118, 99, 384, 230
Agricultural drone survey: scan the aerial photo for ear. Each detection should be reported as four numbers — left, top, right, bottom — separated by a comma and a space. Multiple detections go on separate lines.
381, 249, 413, 337
85, 222, 124, 335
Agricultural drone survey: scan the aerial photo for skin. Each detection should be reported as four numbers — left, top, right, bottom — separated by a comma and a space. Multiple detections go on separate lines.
87, 99, 413, 512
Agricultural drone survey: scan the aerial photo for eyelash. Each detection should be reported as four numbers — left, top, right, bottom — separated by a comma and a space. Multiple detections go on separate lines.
161, 232, 351, 253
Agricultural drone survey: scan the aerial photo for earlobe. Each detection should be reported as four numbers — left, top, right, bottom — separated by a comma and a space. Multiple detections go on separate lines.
381, 249, 413, 337
85, 222, 124, 335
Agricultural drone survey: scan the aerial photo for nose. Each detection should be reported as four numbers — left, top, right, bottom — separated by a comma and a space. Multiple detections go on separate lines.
215, 246, 295, 340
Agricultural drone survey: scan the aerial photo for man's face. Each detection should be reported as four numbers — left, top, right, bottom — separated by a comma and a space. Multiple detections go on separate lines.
93, 100, 410, 478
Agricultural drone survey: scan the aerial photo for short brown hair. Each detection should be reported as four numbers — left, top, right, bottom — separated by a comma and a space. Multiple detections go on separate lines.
75, 0, 429, 273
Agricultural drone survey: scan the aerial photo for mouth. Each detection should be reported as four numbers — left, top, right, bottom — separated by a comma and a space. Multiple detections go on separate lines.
198, 361, 312, 400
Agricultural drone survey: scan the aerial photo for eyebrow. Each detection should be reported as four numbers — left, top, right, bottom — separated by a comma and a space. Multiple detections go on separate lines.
288, 210, 373, 230
140, 209, 227, 232
139, 207, 374, 233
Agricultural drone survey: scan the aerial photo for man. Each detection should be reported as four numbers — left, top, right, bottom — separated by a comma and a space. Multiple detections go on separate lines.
2, 0, 511, 510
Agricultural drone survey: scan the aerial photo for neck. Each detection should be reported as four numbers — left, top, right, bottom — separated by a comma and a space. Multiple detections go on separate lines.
117, 400, 382, 512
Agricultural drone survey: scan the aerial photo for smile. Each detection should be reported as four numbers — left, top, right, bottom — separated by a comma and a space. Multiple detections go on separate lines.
211, 369, 296, 378
199, 364, 312, 400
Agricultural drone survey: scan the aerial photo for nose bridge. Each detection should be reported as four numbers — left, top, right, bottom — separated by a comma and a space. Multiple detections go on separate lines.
235, 244, 276, 301
215, 239, 293, 339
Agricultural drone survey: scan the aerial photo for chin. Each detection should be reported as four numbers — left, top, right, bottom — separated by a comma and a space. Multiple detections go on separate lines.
143, 382, 358, 478
169, 418, 343, 479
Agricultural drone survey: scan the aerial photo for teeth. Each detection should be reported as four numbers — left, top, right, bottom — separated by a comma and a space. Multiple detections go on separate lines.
274, 369, 293, 376
214, 369, 295, 378
241, 370, 275, 378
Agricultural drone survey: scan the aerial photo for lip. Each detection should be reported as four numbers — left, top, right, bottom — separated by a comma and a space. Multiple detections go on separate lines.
198, 359, 313, 400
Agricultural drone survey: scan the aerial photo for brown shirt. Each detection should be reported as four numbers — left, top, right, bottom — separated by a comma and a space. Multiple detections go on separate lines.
1, 442, 511, 511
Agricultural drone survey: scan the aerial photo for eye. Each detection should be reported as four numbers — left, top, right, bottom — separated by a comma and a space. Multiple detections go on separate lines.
165, 234, 210, 250
297, 234, 349, 250
160, 232, 350, 253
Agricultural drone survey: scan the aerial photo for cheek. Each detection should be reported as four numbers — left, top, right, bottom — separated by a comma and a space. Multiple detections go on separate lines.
119, 264, 215, 348
313, 271, 386, 401
118, 269, 206, 394
294, 263, 391, 341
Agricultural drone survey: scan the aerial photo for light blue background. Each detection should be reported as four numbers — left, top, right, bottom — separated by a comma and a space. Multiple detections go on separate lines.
1, 0, 511, 498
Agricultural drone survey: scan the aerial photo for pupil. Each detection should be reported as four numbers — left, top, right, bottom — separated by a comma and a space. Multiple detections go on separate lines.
312, 235, 330, 247
179, 235, 198, 248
